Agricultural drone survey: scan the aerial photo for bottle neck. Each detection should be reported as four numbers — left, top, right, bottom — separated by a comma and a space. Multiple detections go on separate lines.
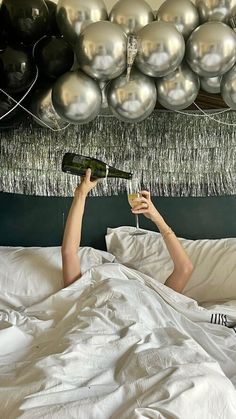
107, 166, 133, 179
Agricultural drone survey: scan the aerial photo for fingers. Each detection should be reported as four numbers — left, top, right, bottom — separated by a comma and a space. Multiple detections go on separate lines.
132, 208, 149, 214
83, 168, 97, 182
132, 197, 150, 212
140, 190, 151, 200
85, 168, 100, 186
85, 168, 92, 181
133, 197, 149, 206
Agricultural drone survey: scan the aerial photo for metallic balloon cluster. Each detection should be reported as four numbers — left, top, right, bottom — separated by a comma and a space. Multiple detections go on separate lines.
1, 0, 236, 128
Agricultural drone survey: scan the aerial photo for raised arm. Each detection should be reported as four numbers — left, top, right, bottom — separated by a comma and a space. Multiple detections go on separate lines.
61, 169, 98, 287
132, 191, 193, 293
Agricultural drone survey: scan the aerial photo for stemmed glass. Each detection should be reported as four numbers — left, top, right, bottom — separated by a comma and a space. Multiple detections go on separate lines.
127, 179, 143, 233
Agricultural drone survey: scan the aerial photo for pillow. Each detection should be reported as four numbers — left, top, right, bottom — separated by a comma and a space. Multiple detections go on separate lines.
0, 246, 115, 308
106, 226, 236, 304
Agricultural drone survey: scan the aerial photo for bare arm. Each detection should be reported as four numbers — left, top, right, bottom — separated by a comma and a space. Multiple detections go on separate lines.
61, 169, 98, 287
132, 191, 193, 293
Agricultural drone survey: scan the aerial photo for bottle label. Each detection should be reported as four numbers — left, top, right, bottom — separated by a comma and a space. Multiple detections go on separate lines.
73, 155, 85, 164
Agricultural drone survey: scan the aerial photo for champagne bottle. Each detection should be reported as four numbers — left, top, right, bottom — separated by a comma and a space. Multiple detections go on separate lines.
62, 153, 133, 180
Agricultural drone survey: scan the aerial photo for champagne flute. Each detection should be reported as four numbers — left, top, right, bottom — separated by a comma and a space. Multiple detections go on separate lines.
127, 179, 142, 232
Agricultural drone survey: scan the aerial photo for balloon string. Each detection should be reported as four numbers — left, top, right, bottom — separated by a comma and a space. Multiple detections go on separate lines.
0, 35, 47, 121
32, 34, 47, 58
192, 101, 236, 126
0, 88, 70, 131
0, 66, 39, 121
0, 36, 70, 132
174, 106, 230, 117
0, 67, 233, 129
1, 85, 233, 128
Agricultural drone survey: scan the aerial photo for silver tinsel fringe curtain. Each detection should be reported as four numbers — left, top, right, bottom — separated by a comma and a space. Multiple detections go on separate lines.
0, 111, 236, 197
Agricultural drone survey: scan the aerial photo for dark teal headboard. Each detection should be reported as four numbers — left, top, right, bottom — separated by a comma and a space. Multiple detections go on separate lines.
0, 192, 236, 249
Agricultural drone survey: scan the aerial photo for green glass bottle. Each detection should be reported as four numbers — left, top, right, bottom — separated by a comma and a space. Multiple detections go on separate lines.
62, 153, 133, 180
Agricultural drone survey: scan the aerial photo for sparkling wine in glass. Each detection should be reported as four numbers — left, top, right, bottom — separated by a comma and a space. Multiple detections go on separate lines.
127, 179, 141, 230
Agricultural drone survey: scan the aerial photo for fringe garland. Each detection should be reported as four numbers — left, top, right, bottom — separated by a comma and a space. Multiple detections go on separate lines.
0, 111, 236, 197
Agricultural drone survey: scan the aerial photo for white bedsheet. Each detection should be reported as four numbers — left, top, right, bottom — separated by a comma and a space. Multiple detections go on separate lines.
1, 263, 236, 419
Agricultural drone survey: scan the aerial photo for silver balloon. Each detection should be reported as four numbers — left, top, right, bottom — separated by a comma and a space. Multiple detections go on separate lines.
135, 21, 185, 77
56, 0, 108, 45
156, 63, 200, 110
109, 0, 154, 35
52, 71, 101, 124
76, 21, 127, 81
157, 0, 200, 39
200, 75, 222, 93
221, 65, 236, 109
196, 0, 236, 24
107, 68, 157, 123
30, 85, 68, 129
186, 22, 236, 77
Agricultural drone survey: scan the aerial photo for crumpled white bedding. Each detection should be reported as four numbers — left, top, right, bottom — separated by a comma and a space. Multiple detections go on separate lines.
1, 262, 236, 419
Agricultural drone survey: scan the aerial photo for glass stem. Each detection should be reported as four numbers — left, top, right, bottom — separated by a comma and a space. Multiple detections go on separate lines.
135, 214, 139, 229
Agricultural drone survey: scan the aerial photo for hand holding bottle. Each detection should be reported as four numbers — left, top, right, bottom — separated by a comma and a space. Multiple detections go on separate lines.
74, 168, 99, 198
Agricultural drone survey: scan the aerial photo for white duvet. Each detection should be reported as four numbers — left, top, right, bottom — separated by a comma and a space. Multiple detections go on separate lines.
1, 260, 236, 419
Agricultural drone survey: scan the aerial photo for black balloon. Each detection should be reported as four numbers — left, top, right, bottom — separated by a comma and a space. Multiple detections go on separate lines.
34, 36, 74, 79
0, 91, 26, 128
0, 91, 18, 119
0, 45, 37, 93
0, 31, 7, 51
1, 0, 49, 45
0, 5, 8, 50
45, 0, 60, 35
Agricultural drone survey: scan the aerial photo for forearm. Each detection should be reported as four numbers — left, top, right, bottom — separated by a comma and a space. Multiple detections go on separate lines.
131, 191, 193, 293
152, 214, 193, 291
61, 169, 98, 287
62, 192, 87, 255
153, 214, 192, 270
61, 192, 87, 287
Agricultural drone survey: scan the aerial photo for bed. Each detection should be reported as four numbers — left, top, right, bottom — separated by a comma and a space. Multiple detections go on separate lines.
0, 192, 236, 419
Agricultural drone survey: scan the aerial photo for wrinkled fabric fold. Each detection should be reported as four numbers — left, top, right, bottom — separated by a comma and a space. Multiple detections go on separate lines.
0, 263, 236, 418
